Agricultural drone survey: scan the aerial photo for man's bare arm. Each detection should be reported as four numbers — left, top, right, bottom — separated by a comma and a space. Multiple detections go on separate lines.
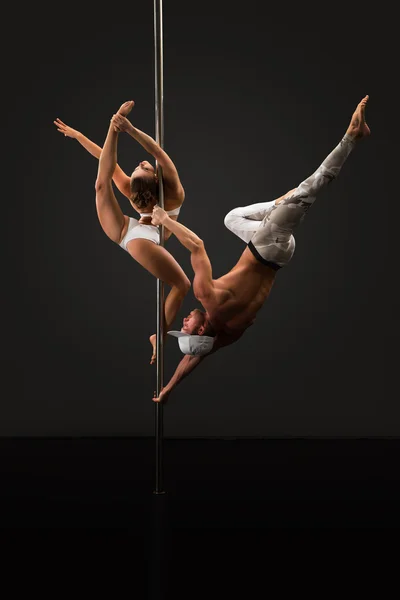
151, 208, 215, 303
154, 354, 206, 403
154, 331, 243, 404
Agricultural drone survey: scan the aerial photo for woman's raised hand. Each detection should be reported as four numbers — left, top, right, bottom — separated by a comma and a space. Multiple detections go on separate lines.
53, 118, 80, 139
111, 113, 131, 133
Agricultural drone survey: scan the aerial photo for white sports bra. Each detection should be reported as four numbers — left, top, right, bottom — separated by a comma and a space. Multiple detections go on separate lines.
139, 204, 181, 218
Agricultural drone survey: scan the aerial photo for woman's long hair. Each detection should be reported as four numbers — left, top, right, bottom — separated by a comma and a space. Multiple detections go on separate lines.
130, 175, 159, 209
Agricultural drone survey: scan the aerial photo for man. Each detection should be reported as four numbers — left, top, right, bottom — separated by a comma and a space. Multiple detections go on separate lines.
150, 96, 370, 404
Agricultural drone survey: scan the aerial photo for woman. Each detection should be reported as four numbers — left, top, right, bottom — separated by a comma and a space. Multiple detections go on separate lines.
54, 100, 190, 364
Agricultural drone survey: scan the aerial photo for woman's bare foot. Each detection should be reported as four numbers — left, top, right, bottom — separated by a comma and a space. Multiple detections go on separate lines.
118, 100, 135, 117
149, 334, 157, 365
346, 95, 370, 139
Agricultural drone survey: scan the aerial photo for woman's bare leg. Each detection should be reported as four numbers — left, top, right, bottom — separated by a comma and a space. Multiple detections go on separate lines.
95, 118, 126, 243
126, 240, 191, 363
94, 101, 135, 241
149, 285, 190, 364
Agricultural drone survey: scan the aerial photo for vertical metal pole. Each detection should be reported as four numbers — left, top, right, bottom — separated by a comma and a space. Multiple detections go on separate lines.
154, 0, 165, 495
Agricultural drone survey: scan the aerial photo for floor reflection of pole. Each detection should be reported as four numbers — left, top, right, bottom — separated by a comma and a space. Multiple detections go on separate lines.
149, 493, 168, 598
154, 0, 165, 496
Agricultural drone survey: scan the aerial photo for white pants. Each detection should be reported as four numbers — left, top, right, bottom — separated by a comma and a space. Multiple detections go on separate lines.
224, 134, 356, 268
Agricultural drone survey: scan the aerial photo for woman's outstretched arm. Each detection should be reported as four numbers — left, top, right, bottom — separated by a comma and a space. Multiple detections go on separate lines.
54, 118, 131, 198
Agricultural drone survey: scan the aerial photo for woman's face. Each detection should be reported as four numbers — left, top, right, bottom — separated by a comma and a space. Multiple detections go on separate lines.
131, 160, 155, 180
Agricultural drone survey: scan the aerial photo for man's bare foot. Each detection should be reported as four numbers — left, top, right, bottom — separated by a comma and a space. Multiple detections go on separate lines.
118, 100, 134, 117
346, 95, 370, 140
149, 334, 156, 365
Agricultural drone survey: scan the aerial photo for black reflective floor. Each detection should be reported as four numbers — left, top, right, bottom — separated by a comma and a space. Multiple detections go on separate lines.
1, 437, 398, 529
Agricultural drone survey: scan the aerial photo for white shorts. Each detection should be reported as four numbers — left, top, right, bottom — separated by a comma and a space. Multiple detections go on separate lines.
119, 217, 159, 251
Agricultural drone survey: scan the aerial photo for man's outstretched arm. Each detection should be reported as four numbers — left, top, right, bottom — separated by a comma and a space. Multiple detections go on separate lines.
153, 329, 242, 404
153, 354, 207, 404
151, 206, 215, 303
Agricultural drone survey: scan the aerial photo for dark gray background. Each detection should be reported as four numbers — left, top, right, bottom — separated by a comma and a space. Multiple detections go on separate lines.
7, 2, 398, 436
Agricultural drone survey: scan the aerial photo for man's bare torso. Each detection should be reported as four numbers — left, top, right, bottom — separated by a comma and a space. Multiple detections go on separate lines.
206, 247, 277, 335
